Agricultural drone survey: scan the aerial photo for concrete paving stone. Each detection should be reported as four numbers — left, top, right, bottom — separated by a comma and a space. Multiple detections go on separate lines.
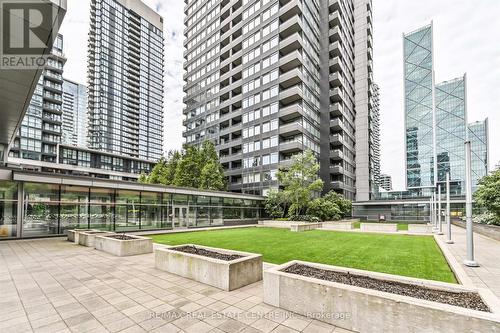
251, 318, 280, 333
240, 326, 263, 333
281, 316, 311, 331
129, 309, 157, 324
150, 323, 181, 333
184, 320, 214, 333
33, 320, 68, 333
270, 325, 299, 333
179, 302, 204, 313
218, 318, 248, 333
140, 317, 177, 331
2, 321, 34, 333
0, 315, 30, 330
97, 311, 127, 324
117, 324, 146, 333
31, 314, 63, 329
103, 317, 135, 333
171, 315, 200, 330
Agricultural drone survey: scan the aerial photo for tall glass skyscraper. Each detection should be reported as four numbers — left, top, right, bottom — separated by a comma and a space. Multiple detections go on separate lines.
87, 0, 164, 162
468, 119, 489, 191
435, 76, 467, 192
62, 79, 88, 147
403, 24, 489, 195
403, 24, 435, 191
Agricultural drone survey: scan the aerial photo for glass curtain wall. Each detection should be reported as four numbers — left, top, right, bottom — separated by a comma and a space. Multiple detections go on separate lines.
0, 181, 18, 239
18, 182, 262, 237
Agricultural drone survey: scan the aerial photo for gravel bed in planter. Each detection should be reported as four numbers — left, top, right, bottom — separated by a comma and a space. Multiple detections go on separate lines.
105, 234, 138, 240
282, 263, 490, 312
171, 245, 244, 261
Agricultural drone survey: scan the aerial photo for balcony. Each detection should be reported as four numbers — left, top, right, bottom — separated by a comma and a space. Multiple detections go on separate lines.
330, 149, 344, 160
330, 87, 344, 103
279, 68, 303, 89
279, 85, 303, 105
279, 121, 303, 136
279, 50, 303, 72
330, 134, 344, 146
330, 165, 344, 175
279, 140, 302, 154
279, 103, 302, 121
279, 0, 303, 22
330, 103, 343, 117
330, 118, 345, 132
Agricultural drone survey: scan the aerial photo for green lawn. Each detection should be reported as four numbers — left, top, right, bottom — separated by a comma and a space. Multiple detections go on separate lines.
150, 227, 456, 283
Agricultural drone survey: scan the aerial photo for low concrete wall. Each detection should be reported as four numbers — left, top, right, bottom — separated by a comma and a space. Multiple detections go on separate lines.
290, 223, 322, 232
408, 224, 433, 234
67, 229, 96, 243
258, 220, 307, 228
360, 223, 398, 233
94, 235, 153, 256
322, 221, 355, 231
264, 260, 500, 333
155, 244, 262, 291
453, 220, 500, 242
78, 231, 115, 247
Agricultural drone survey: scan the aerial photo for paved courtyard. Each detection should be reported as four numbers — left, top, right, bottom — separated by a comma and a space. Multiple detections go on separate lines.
0, 238, 352, 333
438, 225, 500, 298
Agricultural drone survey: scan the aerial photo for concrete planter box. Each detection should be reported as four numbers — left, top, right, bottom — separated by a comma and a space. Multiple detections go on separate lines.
258, 220, 306, 228
290, 223, 322, 232
94, 235, 153, 256
322, 221, 355, 231
264, 260, 500, 333
408, 224, 433, 234
67, 229, 98, 243
78, 231, 115, 247
155, 244, 263, 291
360, 223, 397, 232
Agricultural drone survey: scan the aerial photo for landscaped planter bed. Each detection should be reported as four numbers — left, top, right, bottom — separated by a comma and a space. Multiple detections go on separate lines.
78, 231, 115, 247
94, 234, 153, 256
264, 260, 500, 332
155, 244, 262, 291
67, 229, 97, 243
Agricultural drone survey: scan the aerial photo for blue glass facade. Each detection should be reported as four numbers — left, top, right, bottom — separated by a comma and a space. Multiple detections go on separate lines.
435, 77, 467, 193
404, 24, 435, 190
468, 119, 489, 191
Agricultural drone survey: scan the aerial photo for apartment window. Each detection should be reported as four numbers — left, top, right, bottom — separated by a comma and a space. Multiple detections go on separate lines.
262, 36, 278, 53
262, 52, 279, 69
262, 19, 278, 38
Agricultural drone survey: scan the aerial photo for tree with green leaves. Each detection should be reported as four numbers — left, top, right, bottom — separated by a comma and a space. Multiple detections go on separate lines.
323, 191, 352, 217
277, 150, 324, 217
173, 145, 202, 188
140, 141, 227, 191
264, 189, 289, 219
474, 169, 500, 223
307, 197, 341, 221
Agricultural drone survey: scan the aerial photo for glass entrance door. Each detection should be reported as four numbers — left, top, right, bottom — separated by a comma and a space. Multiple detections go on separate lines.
173, 206, 189, 229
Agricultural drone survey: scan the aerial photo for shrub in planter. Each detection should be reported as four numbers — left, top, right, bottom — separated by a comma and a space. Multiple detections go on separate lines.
473, 212, 500, 226
288, 215, 321, 223
307, 198, 341, 221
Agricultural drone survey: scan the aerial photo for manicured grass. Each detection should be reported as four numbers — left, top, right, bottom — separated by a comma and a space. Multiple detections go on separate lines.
149, 227, 456, 283
353, 221, 409, 231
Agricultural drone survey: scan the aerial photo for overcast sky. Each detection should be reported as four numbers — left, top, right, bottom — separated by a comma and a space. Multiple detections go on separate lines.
60, 0, 499, 190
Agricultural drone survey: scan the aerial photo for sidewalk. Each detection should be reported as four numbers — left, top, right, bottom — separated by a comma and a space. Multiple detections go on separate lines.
438, 225, 500, 298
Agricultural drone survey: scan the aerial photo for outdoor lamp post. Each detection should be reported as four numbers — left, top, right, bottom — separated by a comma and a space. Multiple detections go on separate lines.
438, 184, 443, 235
464, 141, 478, 267
446, 172, 453, 244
